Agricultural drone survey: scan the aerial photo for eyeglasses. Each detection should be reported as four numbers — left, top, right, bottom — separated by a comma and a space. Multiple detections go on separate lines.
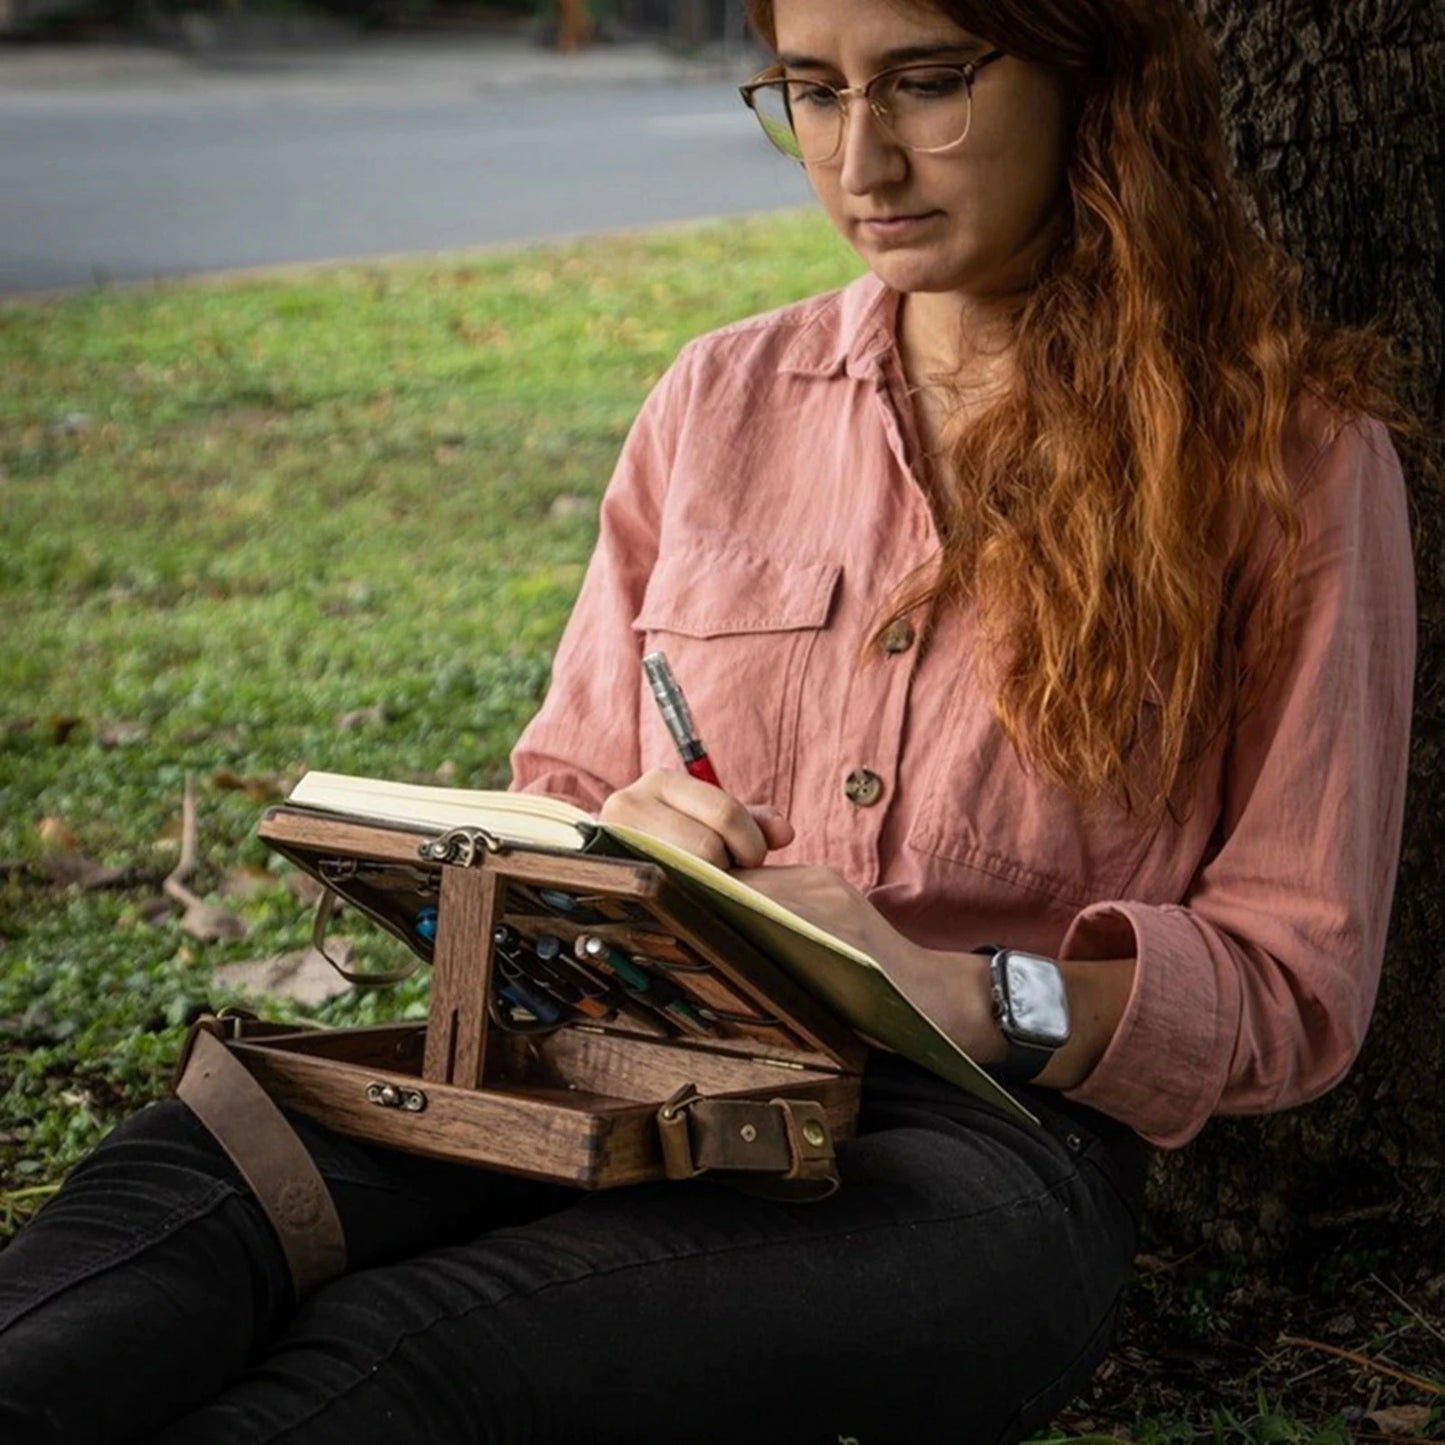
739, 51, 1006, 165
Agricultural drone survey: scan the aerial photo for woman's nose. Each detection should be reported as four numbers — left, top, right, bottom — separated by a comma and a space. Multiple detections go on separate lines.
837, 99, 908, 194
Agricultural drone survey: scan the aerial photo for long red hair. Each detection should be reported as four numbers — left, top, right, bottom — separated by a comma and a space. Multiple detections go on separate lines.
746, 0, 1413, 818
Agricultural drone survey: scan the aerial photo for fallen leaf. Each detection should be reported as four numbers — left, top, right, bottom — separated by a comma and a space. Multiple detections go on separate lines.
335, 704, 387, 731
137, 895, 176, 925
97, 721, 149, 749
1364, 1405, 1432, 1436
218, 864, 276, 899
210, 769, 286, 802
36, 817, 80, 852
179, 901, 249, 943
284, 870, 325, 905
211, 946, 353, 1008
115, 897, 174, 931
177, 725, 242, 747
42, 852, 129, 890
1133, 1254, 1177, 1273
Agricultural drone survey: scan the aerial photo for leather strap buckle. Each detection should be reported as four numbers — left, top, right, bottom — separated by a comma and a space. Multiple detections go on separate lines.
169, 1009, 245, 1092
655, 1084, 840, 1198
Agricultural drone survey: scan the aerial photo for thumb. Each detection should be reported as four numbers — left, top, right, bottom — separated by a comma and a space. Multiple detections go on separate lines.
747, 804, 796, 851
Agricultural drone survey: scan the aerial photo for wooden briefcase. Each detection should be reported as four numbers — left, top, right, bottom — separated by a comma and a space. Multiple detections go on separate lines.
175, 807, 866, 1211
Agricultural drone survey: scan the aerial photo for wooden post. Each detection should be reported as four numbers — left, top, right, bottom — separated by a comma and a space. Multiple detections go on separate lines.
422, 864, 500, 1089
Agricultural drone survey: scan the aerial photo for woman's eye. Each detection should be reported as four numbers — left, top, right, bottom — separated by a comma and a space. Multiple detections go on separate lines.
894, 70, 966, 100
788, 83, 839, 109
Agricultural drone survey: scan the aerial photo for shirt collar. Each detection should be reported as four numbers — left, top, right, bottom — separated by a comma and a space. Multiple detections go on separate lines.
777, 272, 902, 381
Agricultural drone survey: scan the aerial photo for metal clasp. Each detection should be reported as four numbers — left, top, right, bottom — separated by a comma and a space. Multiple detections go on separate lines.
365, 1080, 428, 1113
417, 827, 505, 868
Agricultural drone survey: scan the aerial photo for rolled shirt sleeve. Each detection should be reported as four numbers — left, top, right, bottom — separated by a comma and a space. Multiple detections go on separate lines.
1062, 413, 1417, 1146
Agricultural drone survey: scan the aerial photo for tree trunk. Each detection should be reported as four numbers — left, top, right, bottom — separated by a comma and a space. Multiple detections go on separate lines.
1147, 0, 1444, 1264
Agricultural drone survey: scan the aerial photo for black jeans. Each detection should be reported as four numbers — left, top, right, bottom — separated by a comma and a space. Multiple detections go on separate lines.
0, 1053, 1145, 1445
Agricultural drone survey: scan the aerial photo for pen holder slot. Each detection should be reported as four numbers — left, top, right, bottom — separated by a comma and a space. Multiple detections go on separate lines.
493, 889, 799, 1049
494, 907, 791, 1046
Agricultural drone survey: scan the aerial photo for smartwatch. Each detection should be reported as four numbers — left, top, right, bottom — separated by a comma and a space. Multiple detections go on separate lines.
980, 945, 1071, 1084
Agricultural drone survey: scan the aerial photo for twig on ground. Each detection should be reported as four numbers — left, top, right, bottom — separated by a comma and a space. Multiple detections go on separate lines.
160, 776, 247, 943
0, 1182, 62, 1229
1370, 1272, 1445, 1351
0, 1184, 62, 1204
1276, 1334, 1445, 1396
162, 775, 202, 914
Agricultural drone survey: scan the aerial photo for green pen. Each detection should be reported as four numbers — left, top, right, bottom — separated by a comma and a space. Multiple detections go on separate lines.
576, 935, 652, 991
575, 936, 718, 1037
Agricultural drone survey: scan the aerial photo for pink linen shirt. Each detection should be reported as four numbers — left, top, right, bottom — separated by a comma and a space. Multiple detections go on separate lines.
508, 273, 1417, 1148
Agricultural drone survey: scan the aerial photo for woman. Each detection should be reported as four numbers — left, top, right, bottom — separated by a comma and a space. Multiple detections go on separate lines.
0, 0, 1415, 1440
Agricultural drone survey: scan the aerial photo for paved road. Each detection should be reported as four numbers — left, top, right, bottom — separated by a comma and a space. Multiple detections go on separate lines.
0, 35, 814, 291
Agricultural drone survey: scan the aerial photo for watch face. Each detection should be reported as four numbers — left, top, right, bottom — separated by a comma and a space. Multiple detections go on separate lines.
1000, 952, 1070, 1046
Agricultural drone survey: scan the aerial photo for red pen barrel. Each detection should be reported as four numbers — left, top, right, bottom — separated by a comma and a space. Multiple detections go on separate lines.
685, 755, 721, 788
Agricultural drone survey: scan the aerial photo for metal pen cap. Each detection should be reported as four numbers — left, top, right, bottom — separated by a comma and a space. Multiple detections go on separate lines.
642, 651, 699, 748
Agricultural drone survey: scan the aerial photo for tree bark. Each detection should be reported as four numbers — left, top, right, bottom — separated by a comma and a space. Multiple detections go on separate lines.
1147, 0, 1444, 1264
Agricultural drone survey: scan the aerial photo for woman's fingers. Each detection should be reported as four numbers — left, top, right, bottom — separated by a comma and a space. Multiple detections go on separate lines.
598, 770, 788, 869
747, 804, 796, 851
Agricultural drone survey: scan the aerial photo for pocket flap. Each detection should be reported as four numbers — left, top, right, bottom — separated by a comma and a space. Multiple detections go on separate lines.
633, 547, 841, 639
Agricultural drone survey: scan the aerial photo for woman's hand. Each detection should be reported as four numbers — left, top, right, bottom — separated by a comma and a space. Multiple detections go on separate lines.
734, 864, 1007, 1066
732, 865, 923, 973
598, 769, 795, 870
738, 866, 1136, 1086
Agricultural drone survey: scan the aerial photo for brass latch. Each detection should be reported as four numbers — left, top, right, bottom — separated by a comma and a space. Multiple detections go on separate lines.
365, 1081, 427, 1113
417, 827, 505, 868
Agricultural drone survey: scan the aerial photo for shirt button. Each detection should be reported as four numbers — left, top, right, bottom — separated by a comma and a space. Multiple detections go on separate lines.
844, 768, 884, 807
879, 619, 916, 655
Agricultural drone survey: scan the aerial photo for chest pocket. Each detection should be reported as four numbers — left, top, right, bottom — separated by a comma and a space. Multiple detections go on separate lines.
905, 687, 1165, 912
631, 544, 841, 815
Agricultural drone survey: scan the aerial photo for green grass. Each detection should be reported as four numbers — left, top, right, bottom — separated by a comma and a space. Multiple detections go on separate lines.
2, 213, 1440, 1441
0, 210, 864, 1203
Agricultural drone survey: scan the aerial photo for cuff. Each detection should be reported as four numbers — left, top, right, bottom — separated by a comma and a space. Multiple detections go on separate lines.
1059, 901, 1241, 1148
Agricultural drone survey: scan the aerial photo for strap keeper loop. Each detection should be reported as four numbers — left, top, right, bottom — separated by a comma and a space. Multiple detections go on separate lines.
657, 1082, 704, 1180
770, 1097, 837, 1184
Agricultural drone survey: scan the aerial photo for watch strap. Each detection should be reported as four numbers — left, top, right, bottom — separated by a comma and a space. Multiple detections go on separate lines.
998, 1037, 1054, 1084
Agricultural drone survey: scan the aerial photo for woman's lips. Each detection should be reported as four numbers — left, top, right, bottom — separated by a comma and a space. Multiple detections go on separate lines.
857, 211, 943, 240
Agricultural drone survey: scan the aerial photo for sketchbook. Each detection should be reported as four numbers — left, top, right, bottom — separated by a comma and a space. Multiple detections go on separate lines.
283, 770, 1033, 1124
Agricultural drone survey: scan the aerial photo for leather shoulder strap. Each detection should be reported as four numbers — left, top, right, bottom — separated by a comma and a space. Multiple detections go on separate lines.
175, 1022, 347, 1300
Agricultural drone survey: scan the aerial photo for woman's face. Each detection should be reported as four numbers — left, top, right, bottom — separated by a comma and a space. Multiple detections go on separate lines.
770, 0, 1074, 305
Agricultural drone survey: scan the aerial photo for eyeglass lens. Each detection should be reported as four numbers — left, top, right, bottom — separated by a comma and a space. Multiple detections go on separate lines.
748, 67, 975, 162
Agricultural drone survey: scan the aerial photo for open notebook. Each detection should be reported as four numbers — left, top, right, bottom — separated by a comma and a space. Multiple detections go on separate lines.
284, 771, 1033, 1124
